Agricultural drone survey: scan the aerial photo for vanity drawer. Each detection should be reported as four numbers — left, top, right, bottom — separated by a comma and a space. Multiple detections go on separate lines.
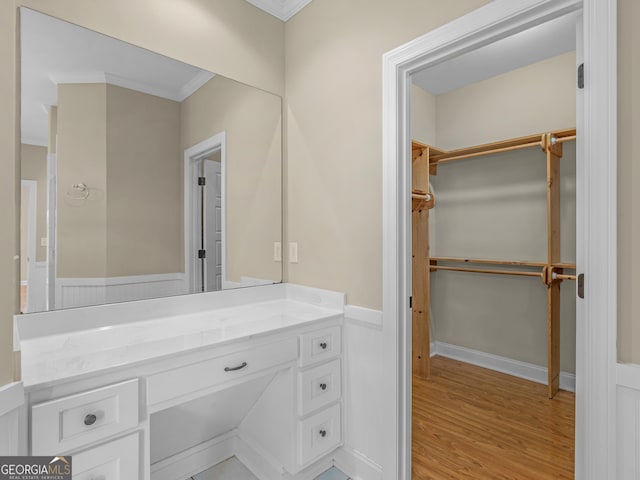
299, 326, 341, 367
72, 432, 139, 480
298, 403, 341, 466
31, 379, 139, 455
298, 359, 341, 416
147, 337, 298, 408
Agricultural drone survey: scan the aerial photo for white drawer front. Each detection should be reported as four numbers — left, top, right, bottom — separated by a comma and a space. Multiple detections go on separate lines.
147, 337, 298, 408
31, 379, 138, 455
73, 433, 139, 480
298, 359, 341, 416
299, 327, 341, 367
298, 403, 341, 466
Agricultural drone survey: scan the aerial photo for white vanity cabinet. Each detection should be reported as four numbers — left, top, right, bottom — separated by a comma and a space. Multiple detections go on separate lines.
19, 285, 346, 480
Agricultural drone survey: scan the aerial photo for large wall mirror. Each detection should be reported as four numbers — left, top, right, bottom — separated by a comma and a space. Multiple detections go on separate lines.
19, 8, 283, 313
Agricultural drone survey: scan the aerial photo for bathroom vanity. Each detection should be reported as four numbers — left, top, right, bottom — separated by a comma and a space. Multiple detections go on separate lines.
16, 284, 345, 480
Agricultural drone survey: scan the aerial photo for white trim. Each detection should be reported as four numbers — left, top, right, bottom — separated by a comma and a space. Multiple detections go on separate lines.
184, 132, 227, 294
343, 305, 383, 330
46, 152, 56, 311
178, 71, 216, 101
616, 363, 640, 479
381, 0, 616, 478
333, 447, 383, 480
617, 364, 640, 392
54, 273, 187, 310
150, 430, 235, 480
578, 1, 618, 478
49, 70, 215, 102
20, 180, 37, 314
0, 382, 24, 418
433, 342, 576, 393
244, 0, 314, 21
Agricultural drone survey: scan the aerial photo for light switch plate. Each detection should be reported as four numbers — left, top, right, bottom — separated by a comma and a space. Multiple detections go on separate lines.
289, 242, 298, 263
40, 237, 48, 247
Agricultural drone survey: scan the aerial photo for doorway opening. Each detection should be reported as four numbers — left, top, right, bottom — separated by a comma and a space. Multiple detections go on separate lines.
184, 132, 227, 294
409, 11, 580, 478
381, 0, 617, 478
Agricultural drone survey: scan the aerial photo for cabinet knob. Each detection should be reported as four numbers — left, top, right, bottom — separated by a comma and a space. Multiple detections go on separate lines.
84, 414, 97, 426
319, 342, 328, 350
320, 383, 327, 391
319, 429, 327, 438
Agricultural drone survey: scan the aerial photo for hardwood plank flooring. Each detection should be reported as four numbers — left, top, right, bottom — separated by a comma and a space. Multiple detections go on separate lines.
412, 356, 575, 480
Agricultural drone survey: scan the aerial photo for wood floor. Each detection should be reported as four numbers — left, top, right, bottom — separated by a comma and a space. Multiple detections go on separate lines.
412, 356, 575, 480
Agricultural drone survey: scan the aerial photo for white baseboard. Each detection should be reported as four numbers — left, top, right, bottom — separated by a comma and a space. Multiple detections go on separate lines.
333, 446, 383, 480
150, 431, 235, 480
343, 305, 383, 330
433, 341, 576, 392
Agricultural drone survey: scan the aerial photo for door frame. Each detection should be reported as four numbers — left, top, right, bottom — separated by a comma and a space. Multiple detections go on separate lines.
381, 0, 617, 479
20, 179, 37, 313
184, 132, 227, 293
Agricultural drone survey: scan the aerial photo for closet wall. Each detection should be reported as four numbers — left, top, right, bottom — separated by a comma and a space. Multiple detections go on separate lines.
412, 51, 577, 373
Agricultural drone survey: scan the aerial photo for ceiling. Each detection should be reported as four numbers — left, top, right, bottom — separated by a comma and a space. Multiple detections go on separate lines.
244, 0, 314, 21
412, 11, 578, 96
21, 8, 214, 146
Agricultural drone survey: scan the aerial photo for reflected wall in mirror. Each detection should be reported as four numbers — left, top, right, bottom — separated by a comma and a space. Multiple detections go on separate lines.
19, 8, 283, 313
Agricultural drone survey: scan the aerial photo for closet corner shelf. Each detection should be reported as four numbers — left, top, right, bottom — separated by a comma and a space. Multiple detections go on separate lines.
421, 128, 576, 166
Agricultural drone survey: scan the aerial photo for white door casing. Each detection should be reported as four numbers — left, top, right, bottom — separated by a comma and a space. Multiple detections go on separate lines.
21, 180, 37, 313
381, 1, 617, 479
184, 132, 227, 294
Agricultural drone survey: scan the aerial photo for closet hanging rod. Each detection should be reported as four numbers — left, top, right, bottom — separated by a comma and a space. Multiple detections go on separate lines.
553, 273, 577, 281
436, 141, 542, 164
426, 128, 577, 165
430, 256, 547, 268
430, 265, 542, 278
551, 135, 577, 145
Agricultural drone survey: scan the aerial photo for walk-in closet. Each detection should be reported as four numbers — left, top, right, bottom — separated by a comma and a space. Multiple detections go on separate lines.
410, 11, 579, 478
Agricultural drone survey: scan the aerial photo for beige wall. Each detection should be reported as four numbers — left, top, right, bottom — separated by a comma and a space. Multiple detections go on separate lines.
436, 52, 577, 150
17, 0, 285, 96
181, 75, 282, 284
411, 84, 437, 145
56, 83, 108, 278
0, 1, 18, 385
618, 0, 640, 363
285, 0, 490, 309
20, 144, 47, 264
106, 84, 182, 277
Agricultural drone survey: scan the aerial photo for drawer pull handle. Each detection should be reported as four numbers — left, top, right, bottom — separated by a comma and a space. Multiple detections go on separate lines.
320, 342, 328, 350
319, 429, 327, 438
84, 414, 98, 426
320, 383, 327, 391
224, 362, 248, 372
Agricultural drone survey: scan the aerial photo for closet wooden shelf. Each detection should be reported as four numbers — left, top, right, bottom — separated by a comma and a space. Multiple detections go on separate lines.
411, 129, 577, 399
428, 128, 576, 165
430, 256, 547, 268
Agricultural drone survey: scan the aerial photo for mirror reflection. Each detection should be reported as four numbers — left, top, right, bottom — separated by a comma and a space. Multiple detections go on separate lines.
20, 8, 283, 313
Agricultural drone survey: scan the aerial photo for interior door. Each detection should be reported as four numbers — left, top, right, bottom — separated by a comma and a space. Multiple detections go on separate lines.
203, 157, 223, 291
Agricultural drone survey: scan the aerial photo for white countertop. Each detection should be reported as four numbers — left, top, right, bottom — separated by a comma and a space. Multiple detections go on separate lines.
20, 298, 342, 388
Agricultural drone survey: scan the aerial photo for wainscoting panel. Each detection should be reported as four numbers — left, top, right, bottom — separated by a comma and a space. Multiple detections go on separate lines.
55, 273, 187, 309
617, 363, 640, 480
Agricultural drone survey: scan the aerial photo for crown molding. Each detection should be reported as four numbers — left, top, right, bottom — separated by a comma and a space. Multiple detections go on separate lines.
49, 71, 215, 102
244, 0, 314, 21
